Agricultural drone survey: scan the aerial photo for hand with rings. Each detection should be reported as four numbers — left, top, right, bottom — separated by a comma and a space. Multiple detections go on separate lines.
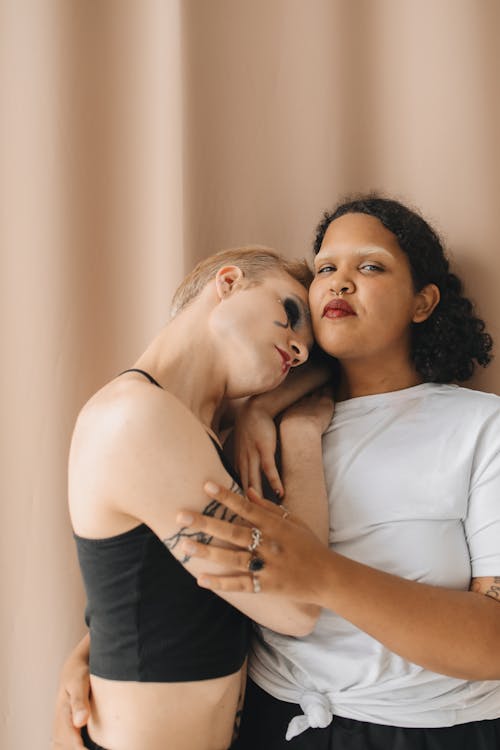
176, 482, 330, 602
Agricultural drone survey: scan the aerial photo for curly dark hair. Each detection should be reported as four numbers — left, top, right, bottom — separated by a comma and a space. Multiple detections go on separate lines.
313, 195, 493, 383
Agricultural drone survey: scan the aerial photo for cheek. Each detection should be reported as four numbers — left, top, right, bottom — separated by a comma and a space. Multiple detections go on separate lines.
308, 280, 325, 323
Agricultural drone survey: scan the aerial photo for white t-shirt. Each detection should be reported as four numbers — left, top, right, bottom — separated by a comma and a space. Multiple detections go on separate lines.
250, 384, 500, 739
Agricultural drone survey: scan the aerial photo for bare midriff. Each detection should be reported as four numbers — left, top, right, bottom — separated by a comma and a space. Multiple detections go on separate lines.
87, 664, 246, 750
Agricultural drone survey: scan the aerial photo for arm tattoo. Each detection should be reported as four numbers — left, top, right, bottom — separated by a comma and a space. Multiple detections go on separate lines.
484, 577, 500, 601
162, 480, 241, 563
471, 576, 500, 602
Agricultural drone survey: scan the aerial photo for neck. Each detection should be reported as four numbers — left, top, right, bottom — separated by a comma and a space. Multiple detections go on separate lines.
336, 353, 422, 401
133, 306, 228, 431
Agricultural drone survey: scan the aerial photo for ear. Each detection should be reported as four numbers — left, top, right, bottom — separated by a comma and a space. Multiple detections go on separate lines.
412, 283, 440, 323
214, 265, 245, 300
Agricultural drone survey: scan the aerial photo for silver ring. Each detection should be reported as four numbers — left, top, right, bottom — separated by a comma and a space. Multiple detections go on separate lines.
252, 574, 261, 593
248, 527, 262, 552
248, 555, 265, 572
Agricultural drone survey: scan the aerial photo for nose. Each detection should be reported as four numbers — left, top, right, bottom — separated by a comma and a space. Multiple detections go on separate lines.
289, 337, 309, 367
330, 279, 355, 296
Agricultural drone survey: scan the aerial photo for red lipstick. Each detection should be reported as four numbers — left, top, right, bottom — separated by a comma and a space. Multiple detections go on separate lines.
322, 299, 355, 319
275, 347, 291, 373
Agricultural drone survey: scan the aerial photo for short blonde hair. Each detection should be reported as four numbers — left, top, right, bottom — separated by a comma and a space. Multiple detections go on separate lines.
170, 245, 313, 317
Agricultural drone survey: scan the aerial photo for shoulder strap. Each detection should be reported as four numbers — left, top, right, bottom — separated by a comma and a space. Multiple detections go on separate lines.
119, 368, 163, 389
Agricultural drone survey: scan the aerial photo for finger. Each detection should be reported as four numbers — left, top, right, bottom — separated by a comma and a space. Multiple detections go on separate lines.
237, 451, 249, 493
247, 452, 263, 496
197, 573, 254, 593
260, 455, 284, 499
203, 481, 281, 524
68, 682, 90, 727
247, 487, 283, 516
181, 539, 252, 569
177, 508, 254, 547
52, 696, 85, 749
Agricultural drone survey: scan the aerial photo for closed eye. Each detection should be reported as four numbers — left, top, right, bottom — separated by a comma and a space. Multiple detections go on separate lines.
283, 298, 301, 330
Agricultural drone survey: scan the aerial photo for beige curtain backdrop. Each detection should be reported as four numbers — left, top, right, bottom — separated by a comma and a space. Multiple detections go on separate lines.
1, 1, 499, 746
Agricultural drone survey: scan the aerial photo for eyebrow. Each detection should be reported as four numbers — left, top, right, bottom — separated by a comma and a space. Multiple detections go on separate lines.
315, 245, 394, 262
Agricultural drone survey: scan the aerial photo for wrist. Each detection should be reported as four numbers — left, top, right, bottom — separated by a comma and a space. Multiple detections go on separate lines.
243, 394, 279, 420
310, 547, 338, 607
280, 415, 323, 440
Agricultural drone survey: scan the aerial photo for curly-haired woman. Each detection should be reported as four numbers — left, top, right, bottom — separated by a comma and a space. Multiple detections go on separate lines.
178, 197, 500, 749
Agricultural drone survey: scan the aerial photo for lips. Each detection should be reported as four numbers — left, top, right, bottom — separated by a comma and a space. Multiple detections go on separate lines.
275, 346, 291, 374
322, 299, 355, 319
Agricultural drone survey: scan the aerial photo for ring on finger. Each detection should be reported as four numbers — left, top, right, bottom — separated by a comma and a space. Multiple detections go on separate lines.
280, 504, 291, 520
252, 573, 261, 593
248, 554, 265, 572
248, 527, 263, 552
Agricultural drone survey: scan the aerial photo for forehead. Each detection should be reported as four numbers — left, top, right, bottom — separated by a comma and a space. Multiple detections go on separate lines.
316, 212, 402, 260
271, 270, 310, 303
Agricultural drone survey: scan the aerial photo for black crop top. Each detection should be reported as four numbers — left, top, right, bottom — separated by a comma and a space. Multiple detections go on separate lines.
73, 369, 249, 682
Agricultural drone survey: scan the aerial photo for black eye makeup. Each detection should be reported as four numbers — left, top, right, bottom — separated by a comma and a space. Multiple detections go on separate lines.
284, 298, 301, 329
274, 297, 303, 331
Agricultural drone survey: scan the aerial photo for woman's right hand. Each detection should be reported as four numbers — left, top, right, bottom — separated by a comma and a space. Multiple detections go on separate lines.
51, 636, 91, 749
234, 399, 283, 498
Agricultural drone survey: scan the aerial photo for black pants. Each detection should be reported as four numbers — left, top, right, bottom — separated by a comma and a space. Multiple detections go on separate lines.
81, 726, 107, 750
81, 723, 239, 749
233, 679, 500, 750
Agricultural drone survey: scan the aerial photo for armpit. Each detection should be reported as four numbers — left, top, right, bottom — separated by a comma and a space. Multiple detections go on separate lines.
470, 576, 500, 601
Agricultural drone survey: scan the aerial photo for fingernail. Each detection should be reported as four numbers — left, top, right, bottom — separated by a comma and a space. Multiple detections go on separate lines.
205, 481, 220, 495
274, 488, 283, 500
74, 710, 87, 725
198, 576, 210, 587
176, 512, 194, 525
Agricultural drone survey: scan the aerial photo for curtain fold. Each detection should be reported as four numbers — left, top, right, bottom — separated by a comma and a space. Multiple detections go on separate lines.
1, 1, 499, 745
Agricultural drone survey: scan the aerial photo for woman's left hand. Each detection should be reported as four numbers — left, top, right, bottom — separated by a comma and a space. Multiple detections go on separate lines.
176, 482, 331, 603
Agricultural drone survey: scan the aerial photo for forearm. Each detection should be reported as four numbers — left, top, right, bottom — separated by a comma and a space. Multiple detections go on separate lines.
249, 349, 333, 418
281, 422, 329, 543
316, 552, 500, 680
73, 632, 90, 663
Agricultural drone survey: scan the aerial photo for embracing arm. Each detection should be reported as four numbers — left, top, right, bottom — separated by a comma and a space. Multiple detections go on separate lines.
177, 486, 500, 680
51, 634, 90, 750
93, 389, 321, 636
234, 348, 334, 495
265, 424, 500, 680
177, 417, 500, 681
278, 392, 332, 542
312, 561, 500, 680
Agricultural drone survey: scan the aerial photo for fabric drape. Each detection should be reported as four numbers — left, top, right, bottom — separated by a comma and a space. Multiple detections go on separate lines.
1, 1, 499, 746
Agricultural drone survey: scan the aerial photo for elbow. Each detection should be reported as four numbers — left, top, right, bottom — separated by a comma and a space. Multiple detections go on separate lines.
287, 603, 321, 637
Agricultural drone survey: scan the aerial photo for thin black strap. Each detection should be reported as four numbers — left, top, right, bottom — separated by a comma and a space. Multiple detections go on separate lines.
119, 368, 163, 389
120, 370, 241, 486
207, 434, 242, 488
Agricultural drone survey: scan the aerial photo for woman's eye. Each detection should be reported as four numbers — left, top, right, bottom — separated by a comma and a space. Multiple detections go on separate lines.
283, 299, 300, 330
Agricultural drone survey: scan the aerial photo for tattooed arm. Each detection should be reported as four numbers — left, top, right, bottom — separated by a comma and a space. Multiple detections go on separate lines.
163, 485, 240, 565
70, 386, 318, 636
470, 577, 500, 602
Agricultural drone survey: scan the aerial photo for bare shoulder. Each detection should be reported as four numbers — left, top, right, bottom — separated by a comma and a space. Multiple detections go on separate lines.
72, 377, 210, 465
69, 377, 235, 535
